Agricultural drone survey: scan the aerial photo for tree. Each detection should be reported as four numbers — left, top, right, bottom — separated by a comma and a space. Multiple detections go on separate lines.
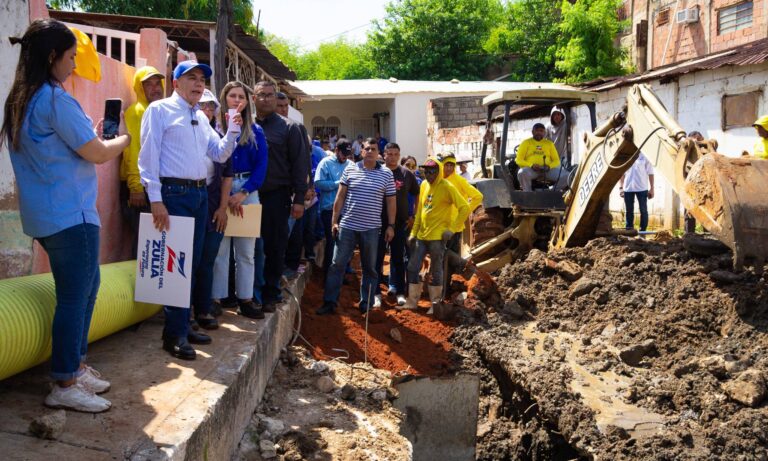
483, 0, 563, 82
555, 0, 629, 83
366, 0, 503, 81
263, 35, 375, 81
50, 0, 257, 33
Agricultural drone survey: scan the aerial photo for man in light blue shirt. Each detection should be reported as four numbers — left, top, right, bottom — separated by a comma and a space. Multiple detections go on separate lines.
138, 61, 243, 360
314, 141, 354, 275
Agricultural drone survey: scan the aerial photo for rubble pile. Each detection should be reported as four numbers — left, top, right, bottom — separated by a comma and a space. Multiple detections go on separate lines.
453, 236, 768, 460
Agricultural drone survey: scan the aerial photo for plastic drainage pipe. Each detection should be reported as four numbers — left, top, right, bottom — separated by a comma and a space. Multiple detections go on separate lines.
0, 261, 160, 381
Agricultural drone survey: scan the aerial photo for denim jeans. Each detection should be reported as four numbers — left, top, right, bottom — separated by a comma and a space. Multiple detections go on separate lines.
192, 230, 223, 317
258, 186, 292, 304
161, 183, 207, 338
323, 227, 380, 309
407, 239, 445, 287
320, 210, 335, 275
376, 222, 409, 294
37, 223, 100, 381
253, 237, 265, 304
624, 190, 649, 231
212, 178, 261, 300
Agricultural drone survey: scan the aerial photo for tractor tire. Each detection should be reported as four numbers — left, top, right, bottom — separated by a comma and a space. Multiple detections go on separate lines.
471, 206, 506, 247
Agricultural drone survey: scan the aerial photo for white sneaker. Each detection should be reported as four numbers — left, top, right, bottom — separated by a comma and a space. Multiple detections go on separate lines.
45, 383, 111, 413
396, 294, 406, 306
373, 295, 382, 309
78, 365, 111, 394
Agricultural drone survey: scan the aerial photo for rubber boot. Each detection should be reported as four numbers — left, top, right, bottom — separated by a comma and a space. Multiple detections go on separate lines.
401, 283, 421, 310
427, 284, 442, 315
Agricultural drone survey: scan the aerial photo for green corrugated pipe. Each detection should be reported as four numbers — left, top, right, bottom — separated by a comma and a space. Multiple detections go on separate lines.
0, 261, 161, 381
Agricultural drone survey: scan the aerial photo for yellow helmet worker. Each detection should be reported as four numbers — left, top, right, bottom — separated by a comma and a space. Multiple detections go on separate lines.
753, 115, 768, 159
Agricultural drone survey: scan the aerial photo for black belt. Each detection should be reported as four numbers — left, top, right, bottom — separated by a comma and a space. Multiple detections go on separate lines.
233, 172, 251, 180
161, 177, 206, 188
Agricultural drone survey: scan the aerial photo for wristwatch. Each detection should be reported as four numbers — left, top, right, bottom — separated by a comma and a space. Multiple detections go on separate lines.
239, 188, 249, 196
387, 223, 395, 229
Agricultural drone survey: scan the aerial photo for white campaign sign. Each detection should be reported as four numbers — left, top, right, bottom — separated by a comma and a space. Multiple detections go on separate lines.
135, 213, 195, 308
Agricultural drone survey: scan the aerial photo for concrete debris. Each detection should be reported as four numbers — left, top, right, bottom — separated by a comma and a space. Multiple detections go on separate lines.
315, 376, 335, 393
723, 370, 766, 407
618, 339, 656, 366
569, 277, 598, 298
310, 360, 330, 374
370, 389, 387, 402
545, 258, 583, 281
259, 439, 277, 459
340, 384, 357, 401
258, 416, 286, 438
389, 327, 402, 343
28, 409, 66, 440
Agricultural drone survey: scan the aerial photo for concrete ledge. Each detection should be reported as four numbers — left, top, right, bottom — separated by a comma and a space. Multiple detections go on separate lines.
0, 273, 306, 461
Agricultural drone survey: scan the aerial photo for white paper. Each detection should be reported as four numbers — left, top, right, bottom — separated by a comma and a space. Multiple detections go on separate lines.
135, 213, 195, 308
228, 108, 241, 133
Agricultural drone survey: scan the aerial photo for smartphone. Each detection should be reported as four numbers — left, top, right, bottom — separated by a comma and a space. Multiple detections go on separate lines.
103, 98, 122, 139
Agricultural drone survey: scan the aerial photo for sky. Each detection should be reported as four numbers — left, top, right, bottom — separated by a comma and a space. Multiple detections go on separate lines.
255, 0, 388, 51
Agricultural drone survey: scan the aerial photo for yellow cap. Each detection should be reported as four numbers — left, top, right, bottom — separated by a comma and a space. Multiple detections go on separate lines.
753, 115, 768, 130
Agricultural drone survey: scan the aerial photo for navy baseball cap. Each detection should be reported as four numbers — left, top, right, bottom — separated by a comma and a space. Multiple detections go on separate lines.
173, 60, 213, 80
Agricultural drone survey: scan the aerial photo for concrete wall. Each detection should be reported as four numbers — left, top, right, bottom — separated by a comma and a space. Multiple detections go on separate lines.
482, 63, 768, 229
300, 97, 393, 143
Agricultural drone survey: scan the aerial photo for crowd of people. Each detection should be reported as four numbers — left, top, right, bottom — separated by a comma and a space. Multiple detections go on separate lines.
5, 19, 768, 415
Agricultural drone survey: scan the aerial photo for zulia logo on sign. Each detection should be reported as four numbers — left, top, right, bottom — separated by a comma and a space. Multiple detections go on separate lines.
166, 246, 186, 278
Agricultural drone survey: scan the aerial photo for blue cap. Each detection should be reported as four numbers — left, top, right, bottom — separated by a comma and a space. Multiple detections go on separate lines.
173, 60, 213, 80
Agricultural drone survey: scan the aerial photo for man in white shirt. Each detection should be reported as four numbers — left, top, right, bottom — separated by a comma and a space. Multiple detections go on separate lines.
619, 153, 655, 231
139, 60, 243, 360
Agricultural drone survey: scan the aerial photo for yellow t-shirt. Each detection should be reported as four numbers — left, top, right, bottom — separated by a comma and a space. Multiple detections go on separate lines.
515, 138, 560, 169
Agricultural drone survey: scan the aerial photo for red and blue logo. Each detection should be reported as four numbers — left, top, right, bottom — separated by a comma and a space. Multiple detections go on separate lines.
167, 246, 187, 278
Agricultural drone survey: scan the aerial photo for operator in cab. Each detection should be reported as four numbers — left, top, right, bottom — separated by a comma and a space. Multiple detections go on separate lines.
516, 123, 568, 191
753, 115, 768, 159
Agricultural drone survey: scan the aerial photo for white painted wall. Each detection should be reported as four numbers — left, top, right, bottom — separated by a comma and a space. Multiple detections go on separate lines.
300, 98, 393, 143
485, 63, 768, 229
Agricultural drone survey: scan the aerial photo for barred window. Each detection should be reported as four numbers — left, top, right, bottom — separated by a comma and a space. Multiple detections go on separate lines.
718, 2, 753, 35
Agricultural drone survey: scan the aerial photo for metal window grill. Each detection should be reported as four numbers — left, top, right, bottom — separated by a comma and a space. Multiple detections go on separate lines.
718, 1, 753, 34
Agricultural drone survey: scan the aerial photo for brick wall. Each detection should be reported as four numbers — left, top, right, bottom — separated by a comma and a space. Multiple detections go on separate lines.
426, 97, 487, 160
710, 0, 767, 54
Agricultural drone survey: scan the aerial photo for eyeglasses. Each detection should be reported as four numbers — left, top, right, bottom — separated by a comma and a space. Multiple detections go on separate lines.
255, 93, 276, 100
424, 168, 439, 175
199, 102, 216, 109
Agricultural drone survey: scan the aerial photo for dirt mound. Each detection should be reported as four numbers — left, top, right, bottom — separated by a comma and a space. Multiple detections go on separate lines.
453, 235, 768, 460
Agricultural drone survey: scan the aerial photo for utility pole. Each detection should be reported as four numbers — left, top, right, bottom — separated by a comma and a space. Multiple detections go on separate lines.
214, 0, 233, 96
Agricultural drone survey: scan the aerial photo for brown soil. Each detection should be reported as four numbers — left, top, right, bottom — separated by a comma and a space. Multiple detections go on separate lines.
451, 235, 768, 460
298, 261, 457, 376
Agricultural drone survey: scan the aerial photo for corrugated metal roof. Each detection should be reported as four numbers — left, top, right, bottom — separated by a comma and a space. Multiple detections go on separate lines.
294, 80, 580, 99
583, 38, 768, 92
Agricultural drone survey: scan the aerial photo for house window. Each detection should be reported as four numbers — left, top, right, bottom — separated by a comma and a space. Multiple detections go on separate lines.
722, 92, 760, 130
656, 8, 670, 26
718, 2, 753, 35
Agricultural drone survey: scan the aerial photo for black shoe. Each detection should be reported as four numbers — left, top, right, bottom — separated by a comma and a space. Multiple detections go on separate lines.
195, 316, 219, 330
262, 302, 278, 313
359, 304, 369, 314
162, 337, 196, 360
315, 302, 336, 315
187, 330, 212, 345
221, 297, 239, 309
189, 319, 200, 331
211, 301, 223, 317
238, 300, 265, 319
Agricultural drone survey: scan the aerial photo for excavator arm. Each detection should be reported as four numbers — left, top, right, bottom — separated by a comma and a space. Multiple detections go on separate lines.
551, 83, 768, 270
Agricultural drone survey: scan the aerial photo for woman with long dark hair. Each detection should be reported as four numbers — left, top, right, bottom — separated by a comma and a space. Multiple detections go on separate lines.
1, 19, 130, 412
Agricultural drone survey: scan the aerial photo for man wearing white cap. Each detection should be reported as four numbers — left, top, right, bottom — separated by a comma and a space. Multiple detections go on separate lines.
138, 60, 244, 360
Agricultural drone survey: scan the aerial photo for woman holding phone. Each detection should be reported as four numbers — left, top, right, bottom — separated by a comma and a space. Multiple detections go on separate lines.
211, 81, 268, 320
1, 19, 130, 412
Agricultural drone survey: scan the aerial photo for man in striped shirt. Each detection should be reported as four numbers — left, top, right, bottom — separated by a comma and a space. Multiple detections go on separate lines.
316, 138, 396, 315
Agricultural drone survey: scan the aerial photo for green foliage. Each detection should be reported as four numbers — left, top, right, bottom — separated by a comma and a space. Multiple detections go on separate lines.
483, 0, 563, 82
49, 0, 256, 33
554, 0, 629, 83
263, 35, 375, 80
366, 0, 503, 80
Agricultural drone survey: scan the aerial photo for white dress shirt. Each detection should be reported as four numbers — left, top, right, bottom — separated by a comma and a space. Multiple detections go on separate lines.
623, 153, 654, 192
139, 91, 237, 202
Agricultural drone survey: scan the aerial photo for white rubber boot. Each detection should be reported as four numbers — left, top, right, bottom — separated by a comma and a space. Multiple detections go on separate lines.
401, 283, 421, 310
427, 284, 443, 315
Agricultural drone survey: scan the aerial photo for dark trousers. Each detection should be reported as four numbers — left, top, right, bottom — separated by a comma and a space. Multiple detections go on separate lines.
303, 202, 318, 259
119, 181, 149, 259
376, 222, 409, 295
192, 230, 224, 318
320, 209, 335, 275
162, 183, 207, 338
624, 190, 649, 231
37, 223, 100, 381
258, 186, 292, 304
285, 202, 320, 271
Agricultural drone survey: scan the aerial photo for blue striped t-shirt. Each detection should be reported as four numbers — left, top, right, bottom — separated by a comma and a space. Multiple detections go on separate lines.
339, 161, 396, 231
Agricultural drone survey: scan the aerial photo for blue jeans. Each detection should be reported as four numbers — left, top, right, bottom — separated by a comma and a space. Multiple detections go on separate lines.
192, 230, 223, 318
407, 239, 445, 287
320, 210, 335, 275
323, 227, 380, 309
161, 183, 207, 338
37, 223, 100, 381
212, 179, 261, 300
624, 190, 649, 231
376, 222, 408, 294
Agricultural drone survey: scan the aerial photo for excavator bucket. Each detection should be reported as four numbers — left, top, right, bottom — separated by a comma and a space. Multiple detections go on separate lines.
683, 153, 768, 270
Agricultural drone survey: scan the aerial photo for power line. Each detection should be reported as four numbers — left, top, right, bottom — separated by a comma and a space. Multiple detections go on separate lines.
299, 21, 376, 47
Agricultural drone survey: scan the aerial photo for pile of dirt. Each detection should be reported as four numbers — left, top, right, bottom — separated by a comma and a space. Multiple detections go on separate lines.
235, 346, 410, 461
452, 235, 768, 460
298, 268, 457, 376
